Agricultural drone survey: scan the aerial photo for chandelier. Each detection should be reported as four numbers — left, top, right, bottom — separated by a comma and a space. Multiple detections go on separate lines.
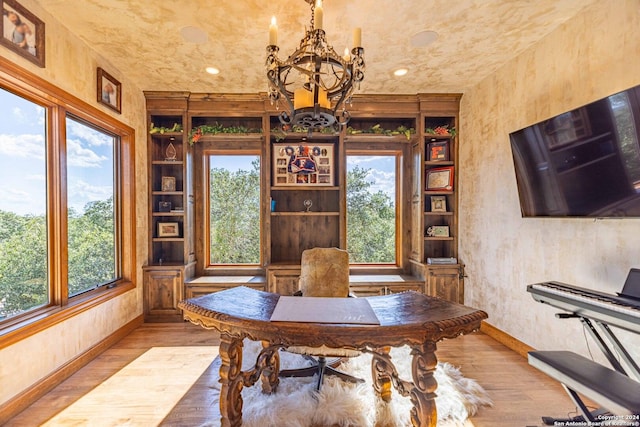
266, 0, 365, 131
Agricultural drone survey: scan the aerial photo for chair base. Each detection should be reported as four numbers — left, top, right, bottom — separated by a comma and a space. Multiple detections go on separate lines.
279, 356, 365, 391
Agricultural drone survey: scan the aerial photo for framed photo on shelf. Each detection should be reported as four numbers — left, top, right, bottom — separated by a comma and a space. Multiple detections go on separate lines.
426, 225, 450, 237
158, 201, 172, 212
97, 67, 121, 113
157, 222, 179, 237
0, 0, 45, 67
161, 176, 176, 192
427, 141, 449, 161
430, 196, 447, 212
426, 166, 454, 191
272, 142, 334, 186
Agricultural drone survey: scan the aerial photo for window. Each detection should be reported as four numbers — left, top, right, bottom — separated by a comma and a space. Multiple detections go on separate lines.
346, 153, 399, 264
0, 59, 135, 342
208, 153, 261, 265
0, 88, 48, 318
65, 116, 118, 296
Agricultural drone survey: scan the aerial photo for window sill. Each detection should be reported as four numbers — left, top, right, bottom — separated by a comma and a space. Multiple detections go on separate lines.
0, 280, 135, 350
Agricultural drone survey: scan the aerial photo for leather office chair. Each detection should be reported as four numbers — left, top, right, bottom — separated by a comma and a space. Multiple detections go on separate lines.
279, 247, 364, 391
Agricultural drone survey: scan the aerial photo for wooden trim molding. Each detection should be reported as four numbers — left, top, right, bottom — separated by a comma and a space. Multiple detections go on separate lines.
0, 315, 143, 425
480, 321, 534, 358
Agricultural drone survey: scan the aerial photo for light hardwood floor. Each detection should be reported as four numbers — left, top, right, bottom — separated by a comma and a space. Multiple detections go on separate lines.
5, 323, 582, 427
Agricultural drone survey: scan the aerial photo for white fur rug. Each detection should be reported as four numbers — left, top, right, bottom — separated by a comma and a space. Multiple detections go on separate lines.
204, 340, 492, 427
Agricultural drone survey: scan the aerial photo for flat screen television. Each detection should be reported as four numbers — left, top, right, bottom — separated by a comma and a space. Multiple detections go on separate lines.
509, 84, 640, 217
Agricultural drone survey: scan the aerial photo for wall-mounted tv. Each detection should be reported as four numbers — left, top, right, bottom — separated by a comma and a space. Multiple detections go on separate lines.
509, 84, 640, 218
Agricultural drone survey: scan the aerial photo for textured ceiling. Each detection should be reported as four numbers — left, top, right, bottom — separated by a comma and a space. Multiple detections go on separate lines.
37, 0, 596, 94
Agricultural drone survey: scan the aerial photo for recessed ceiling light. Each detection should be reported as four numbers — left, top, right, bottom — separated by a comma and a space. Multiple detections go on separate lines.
180, 26, 208, 44
206, 67, 220, 75
394, 68, 408, 77
410, 30, 438, 48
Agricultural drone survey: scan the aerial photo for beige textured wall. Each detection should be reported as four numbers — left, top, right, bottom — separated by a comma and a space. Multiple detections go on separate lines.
459, 0, 640, 359
0, 0, 147, 405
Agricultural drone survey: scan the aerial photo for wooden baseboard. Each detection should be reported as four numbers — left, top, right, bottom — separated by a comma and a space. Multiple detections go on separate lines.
0, 315, 143, 424
480, 321, 534, 358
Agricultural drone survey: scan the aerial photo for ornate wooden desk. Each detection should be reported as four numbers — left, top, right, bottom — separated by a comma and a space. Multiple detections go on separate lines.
178, 286, 487, 427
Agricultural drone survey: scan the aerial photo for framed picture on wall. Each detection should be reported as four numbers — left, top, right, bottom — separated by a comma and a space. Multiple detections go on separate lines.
0, 0, 45, 67
97, 67, 122, 113
272, 142, 334, 186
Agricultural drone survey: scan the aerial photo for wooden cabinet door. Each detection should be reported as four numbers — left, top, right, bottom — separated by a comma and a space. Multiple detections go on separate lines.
143, 267, 184, 321
425, 265, 463, 303
267, 268, 301, 295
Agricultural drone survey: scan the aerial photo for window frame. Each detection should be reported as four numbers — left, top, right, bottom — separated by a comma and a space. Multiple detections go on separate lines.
345, 148, 403, 268
0, 57, 136, 349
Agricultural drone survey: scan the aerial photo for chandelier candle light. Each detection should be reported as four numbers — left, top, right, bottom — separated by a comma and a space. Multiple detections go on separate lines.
266, 0, 365, 131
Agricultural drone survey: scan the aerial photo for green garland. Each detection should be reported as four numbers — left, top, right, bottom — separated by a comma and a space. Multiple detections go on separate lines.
346, 124, 416, 140
149, 123, 183, 134
189, 123, 262, 145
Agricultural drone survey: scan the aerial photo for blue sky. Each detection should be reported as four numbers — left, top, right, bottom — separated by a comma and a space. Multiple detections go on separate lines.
0, 89, 114, 216
347, 155, 396, 198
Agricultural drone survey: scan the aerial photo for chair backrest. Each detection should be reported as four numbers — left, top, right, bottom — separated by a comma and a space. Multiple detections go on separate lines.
299, 247, 349, 297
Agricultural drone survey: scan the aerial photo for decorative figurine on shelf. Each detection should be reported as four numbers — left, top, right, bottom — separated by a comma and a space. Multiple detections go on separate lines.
165, 141, 177, 161
304, 199, 313, 212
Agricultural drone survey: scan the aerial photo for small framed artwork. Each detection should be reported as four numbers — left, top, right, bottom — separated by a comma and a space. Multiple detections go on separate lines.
158, 201, 172, 212
161, 176, 176, 192
272, 142, 334, 186
97, 67, 121, 113
426, 166, 454, 191
0, 0, 45, 67
426, 225, 450, 237
157, 222, 179, 237
427, 141, 449, 161
430, 196, 447, 213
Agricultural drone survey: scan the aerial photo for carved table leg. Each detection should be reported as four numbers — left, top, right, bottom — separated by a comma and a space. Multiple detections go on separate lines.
260, 341, 280, 394
219, 333, 244, 427
371, 346, 393, 402
409, 341, 438, 427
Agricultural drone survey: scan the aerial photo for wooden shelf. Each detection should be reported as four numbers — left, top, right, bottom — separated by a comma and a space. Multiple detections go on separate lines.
424, 211, 454, 216
424, 133, 453, 139
152, 160, 184, 165
271, 186, 339, 191
149, 131, 184, 138
271, 211, 339, 216
424, 190, 454, 196
424, 236, 454, 241
152, 237, 184, 242
197, 133, 263, 142
344, 134, 415, 143
152, 191, 183, 196
152, 212, 185, 217
424, 160, 454, 167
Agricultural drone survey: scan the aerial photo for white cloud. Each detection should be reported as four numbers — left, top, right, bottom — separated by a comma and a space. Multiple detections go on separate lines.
2, 187, 45, 215
67, 120, 113, 147
67, 138, 108, 168
68, 179, 113, 213
366, 168, 396, 196
0, 133, 45, 159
